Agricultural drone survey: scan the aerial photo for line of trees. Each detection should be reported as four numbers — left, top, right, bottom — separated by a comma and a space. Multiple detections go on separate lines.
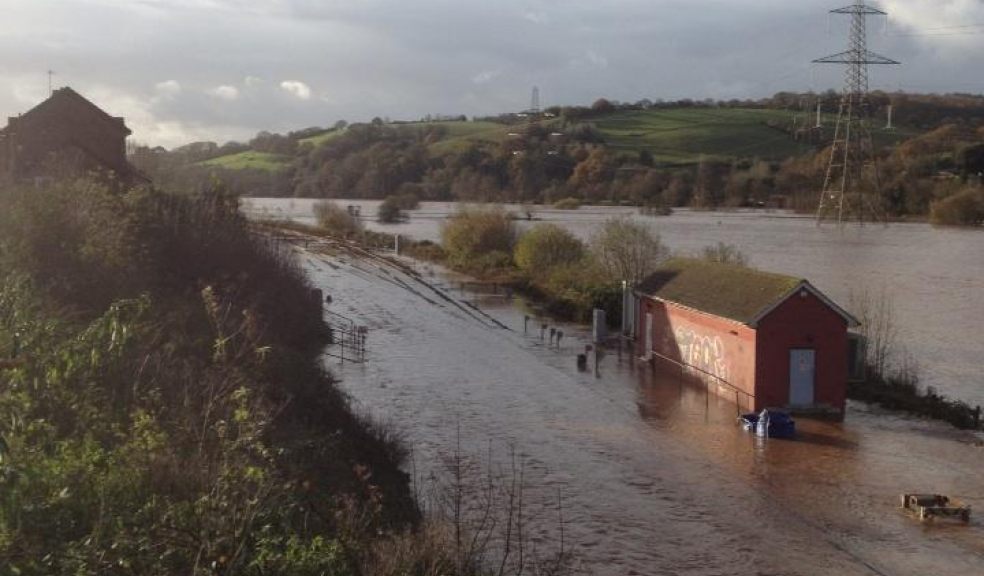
131, 92, 984, 225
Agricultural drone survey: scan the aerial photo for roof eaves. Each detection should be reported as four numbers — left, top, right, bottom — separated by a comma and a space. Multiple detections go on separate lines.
640, 293, 753, 327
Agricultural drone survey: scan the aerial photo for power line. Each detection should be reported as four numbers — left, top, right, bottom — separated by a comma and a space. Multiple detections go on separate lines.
813, 0, 899, 226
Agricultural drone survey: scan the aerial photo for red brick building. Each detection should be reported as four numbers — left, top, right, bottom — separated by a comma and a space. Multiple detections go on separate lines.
0, 87, 146, 186
635, 259, 859, 418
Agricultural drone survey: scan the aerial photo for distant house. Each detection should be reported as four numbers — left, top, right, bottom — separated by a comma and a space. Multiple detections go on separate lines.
0, 87, 148, 186
634, 258, 861, 418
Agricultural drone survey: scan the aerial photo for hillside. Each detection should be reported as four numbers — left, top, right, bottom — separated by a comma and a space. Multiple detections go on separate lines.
199, 150, 291, 171
195, 108, 829, 170
132, 93, 984, 218
193, 106, 924, 171
594, 108, 916, 163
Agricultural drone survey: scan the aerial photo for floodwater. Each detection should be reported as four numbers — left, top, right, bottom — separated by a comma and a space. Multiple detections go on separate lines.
296, 240, 984, 576
244, 198, 984, 407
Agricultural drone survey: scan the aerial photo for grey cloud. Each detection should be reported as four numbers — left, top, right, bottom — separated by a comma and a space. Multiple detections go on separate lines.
1, 1, 981, 148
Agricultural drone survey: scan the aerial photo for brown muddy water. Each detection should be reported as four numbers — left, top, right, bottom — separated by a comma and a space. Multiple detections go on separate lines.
244, 198, 984, 408
295, 240, 983, 576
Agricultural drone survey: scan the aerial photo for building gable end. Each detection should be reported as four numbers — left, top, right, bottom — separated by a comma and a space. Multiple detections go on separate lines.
748, 281, 859, 328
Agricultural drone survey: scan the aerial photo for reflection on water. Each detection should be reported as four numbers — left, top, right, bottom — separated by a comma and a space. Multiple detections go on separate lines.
299, 246, 984, 576
245, 198, 984, 406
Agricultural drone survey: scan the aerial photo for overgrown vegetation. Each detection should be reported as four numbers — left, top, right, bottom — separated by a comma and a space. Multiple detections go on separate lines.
0, 180, 423, 574
929, 187, 984, 227
314, 200, 365, 238
551, 197, 581, 210
436, 210, 665, 323
377, 191, 421, 223
440, 207, 517, 277
701, 242, 749, 266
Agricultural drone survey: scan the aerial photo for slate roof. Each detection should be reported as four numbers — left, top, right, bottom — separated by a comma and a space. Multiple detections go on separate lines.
636, 258, 834, 325
14, 87, 131, 135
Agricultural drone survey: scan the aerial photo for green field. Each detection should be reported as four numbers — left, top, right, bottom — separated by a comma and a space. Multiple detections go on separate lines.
199, 151, 291, 171
424, 121, 515, 154
299, 128, 345, 146
197, 109, 921, 171
593, 108, 814, 164
593, 108, 918, 165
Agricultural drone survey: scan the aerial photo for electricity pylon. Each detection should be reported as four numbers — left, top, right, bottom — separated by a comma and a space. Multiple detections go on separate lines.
814, 0, 899, 225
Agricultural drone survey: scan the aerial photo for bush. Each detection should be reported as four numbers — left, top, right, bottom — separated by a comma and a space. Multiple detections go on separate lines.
0, 180, 416, 574
402, 239, 447, 262
539, 260, 621, 322
314, 200, 364, 237
441, 206, 517, 273
377, 196, 404, 223
929, 188, 984, 227
701, 242, 749, 266
552, 197, 582, 210
514, 224, 585, 278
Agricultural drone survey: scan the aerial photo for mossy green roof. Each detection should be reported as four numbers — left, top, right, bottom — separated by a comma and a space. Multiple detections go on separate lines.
636, 258, 804, 325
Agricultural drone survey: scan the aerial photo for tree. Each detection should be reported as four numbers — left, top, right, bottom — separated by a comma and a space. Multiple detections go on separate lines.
591, 218, 669, 284
514, 224, 585, 278
591, 98, 615, 114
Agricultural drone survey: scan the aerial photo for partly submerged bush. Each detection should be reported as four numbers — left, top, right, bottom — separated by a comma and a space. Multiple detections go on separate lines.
552, 197, 582, 210
314, 200, 365, 238
441, 206, 517, 273
929, 187, 984, 227
514, 224, 585, 278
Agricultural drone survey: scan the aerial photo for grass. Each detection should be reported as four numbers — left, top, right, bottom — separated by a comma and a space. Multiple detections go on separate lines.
425, 120, 517, 154
593, 108, 814, 163
593, 108, 915, 164
299, 128, 346, 146
199, 150, 292, 171
196, 109, 923, 173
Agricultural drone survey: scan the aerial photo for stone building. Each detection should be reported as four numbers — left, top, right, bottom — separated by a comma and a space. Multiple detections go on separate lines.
0, 87, 147, 186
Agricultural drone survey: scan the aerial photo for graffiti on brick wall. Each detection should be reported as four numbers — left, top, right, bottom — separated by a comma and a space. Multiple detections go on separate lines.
674, 328, 730, 382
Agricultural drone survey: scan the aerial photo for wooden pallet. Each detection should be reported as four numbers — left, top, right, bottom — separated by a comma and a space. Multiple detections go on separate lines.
901, 494, 971, 523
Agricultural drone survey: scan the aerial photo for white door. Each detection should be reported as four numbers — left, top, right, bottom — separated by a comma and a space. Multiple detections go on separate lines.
789, 349, 816, 406
644, 312, 654, 360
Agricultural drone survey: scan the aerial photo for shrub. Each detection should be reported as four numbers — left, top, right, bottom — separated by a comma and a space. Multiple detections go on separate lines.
552, 197, 582, 210
402, 239, 447, 262
441, 206, 517, 272
929, 188, 984, 227
377, 196, 404, 223
541, 260, 621, 322
701, 242, 749, 266
314, 200, 364, 237
514, 224, 585, 278
0, 180, 417, 574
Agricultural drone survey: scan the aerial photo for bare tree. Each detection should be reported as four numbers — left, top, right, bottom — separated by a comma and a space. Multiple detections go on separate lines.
591, 217, 669, 284
849, 287, 899, 377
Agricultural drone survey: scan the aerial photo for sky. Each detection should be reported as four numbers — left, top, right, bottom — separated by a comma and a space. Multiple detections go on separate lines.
2, 0, 983, 148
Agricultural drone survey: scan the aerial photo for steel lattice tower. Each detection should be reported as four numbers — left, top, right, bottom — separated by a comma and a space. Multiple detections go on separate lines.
530, 86, 541, 116
814, 0, 899, 225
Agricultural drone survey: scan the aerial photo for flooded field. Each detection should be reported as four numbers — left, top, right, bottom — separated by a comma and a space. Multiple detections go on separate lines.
296, 240, 984, 576
244, 198, 984, 407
